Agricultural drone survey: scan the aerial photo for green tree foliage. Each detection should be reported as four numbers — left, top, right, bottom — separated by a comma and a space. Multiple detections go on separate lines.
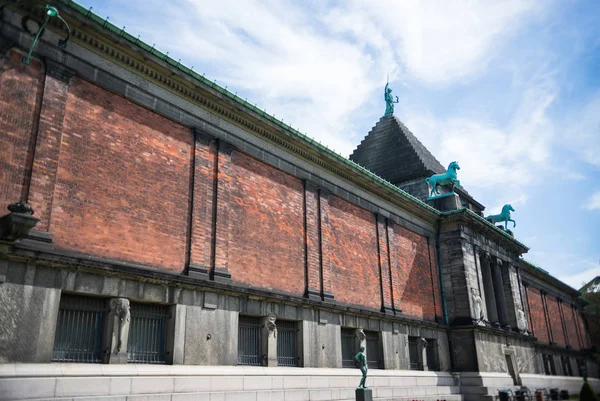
581, 276, 600, 358
579, 380, 598, 401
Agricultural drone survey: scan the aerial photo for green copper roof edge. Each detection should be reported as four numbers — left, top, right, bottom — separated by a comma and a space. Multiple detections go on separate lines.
440, 208, 529, 250
519, 258, 548, 274
55, 0, 440, 216
519, 258, 582, 294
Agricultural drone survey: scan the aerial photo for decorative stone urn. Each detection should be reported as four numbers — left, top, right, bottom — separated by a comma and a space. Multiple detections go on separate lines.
0, 201, 39, 242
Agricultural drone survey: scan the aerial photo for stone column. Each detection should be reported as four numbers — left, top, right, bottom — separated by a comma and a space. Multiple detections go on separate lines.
107, 298, 131, 364
492, 259, 510, 329
262, 314, 278, 366
479, 253, 499, 326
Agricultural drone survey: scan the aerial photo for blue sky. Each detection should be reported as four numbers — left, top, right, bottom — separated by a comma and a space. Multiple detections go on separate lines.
79, 0, 599, 289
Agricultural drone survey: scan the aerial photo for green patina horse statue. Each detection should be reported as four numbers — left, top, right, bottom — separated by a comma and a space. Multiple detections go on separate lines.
485, 204, 516, 229
425, 161, 461, 198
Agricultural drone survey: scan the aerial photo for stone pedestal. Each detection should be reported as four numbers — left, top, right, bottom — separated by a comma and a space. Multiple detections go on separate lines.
355, 388, 373, 401
426, 192, 461, 212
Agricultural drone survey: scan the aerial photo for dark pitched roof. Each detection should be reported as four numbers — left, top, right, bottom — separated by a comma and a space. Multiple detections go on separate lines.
349, 115, 445, 185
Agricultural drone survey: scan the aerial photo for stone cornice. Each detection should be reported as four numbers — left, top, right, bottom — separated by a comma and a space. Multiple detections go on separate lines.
519, 259, 582, 301
440, 208, 529, 254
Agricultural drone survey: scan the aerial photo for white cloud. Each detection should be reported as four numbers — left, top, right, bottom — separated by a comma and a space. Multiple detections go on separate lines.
323, 0, 540, 84
564, 91, 600, 168
583, 191, 600, 210
558, 265, 600, 290
403, 75, 557, 193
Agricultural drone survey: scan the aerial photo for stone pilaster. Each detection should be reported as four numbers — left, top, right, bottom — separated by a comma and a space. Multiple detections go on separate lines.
492, 259, 510, 329
480, 253, 499, 326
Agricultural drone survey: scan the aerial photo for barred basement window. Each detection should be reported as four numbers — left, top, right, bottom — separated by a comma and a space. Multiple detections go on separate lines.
127, 303, 168, 364
365, 331, 382, 369
408, 336, 422, 370
277, 320, 298, 367
341, 328, 357, 368
52, 294, 107, 363
238, 316, 261, 366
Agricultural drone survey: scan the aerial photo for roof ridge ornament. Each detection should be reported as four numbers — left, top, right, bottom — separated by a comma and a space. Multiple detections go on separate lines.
383, 81, 399, 117
425, 161, 461, 199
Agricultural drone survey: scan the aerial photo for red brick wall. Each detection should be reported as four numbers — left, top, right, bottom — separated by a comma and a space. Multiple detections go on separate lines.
546, 295, 566, 346
563, 303, 580, 350
322, 195, 380, 310
526, 286, 550, 344
577, 311, 589, 348
49, 78, 192, 271
0, 51, 44, 207
389, 223, 439, 321
215, 150, 305, 295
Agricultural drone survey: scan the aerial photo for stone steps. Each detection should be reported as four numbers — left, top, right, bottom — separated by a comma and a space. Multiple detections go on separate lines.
0, 364, 466, 401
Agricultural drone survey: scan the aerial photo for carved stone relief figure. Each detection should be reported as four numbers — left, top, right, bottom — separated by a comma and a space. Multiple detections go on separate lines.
265, 313, 277, 338
471, 288, 485, 325
516, 308, 527, 332
355, 329, 366, 342
109, 298, 130, 353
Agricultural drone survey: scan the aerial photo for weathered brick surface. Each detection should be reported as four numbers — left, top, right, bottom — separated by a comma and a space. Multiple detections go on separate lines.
546, 295, 566, 346
377, 216, 392, 311
189, 136, 217, 270
50, 78, 192, 271
322, 195, 380, 310
526, 286, 550, 344
389, 223, 439, 321
576, 310, 589, 349
215, 150, 305, 295
28, 75, 70, 230
0, 51, 44, 207
563, 303, 580, 350
304, 183, 321, 296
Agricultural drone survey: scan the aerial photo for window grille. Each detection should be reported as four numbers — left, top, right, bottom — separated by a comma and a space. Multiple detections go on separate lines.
341, 328, 357, 368
365, 331, 382, 369
52, 294, 106, 363
127, 303, 168, 364
408, 336, 423, 370
276, 320, 298, 367
238, 316, 261, 366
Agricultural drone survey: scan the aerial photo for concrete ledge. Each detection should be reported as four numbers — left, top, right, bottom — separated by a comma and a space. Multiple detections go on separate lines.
0, 363, 455, 378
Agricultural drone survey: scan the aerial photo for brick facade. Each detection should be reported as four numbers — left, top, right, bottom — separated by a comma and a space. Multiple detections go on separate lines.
215, 150, 305, 295
322, 195, 380, 310
0, 52, 43, 208
526, 286, 550, 344
47, 78, 193, 271
546, 295, 566, 346
563, 303, 580, 350
390, 224, 440, 321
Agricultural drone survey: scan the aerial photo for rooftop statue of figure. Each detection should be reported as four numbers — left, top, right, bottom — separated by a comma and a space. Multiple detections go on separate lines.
485, 204, 516, 230
384, 83, 399, 117
425, 161, 461, 199
354, 346, 368, 388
